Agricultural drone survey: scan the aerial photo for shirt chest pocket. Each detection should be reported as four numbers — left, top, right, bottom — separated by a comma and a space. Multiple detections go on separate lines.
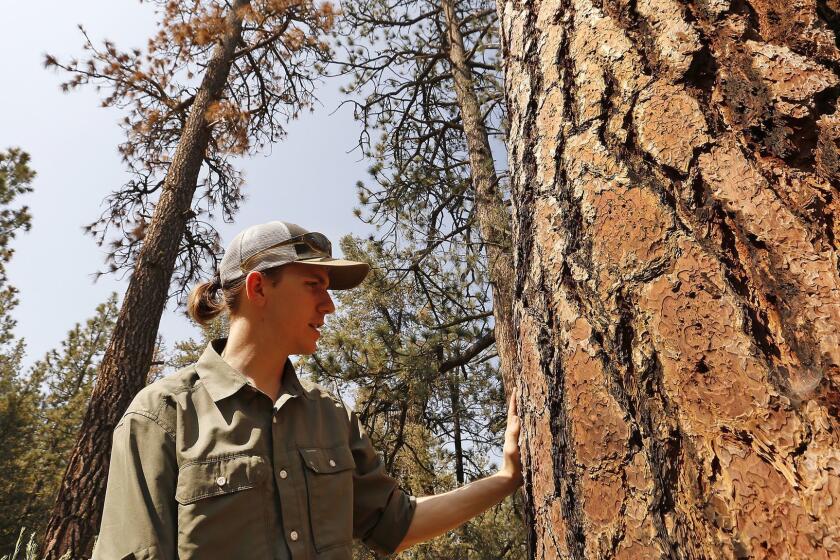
299, 445, 356, 552
175, 454, 271, 558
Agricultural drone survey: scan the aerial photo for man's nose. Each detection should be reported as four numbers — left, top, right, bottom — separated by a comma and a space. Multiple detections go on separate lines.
319, 291, 336, 315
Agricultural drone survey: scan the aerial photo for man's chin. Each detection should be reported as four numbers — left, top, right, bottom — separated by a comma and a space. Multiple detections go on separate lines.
292, 344, 318, 356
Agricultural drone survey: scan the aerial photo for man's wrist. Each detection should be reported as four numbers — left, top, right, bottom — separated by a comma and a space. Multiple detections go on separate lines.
493, 469, 523, 495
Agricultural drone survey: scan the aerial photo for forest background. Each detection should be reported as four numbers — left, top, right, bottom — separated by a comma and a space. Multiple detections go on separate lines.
0, 0, 524, 558
6, 0, 840, 557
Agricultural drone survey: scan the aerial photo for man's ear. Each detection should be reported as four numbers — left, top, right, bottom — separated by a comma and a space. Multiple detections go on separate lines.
244, 271, 267, 306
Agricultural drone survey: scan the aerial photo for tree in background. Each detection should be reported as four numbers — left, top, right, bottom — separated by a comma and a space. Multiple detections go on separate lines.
501, 0, 840, 557
4, 296, 119, 554
438, 0, 516, 393
42, 1, 335, 556
165, 317, 227, 370
305, 236, 525, 559
0, 294, 217, 557
0, 149, 36, 553
0, 150, 33, 274
334, 0, 516, 390
0, 335, 35, 556
329, 2, 525, 554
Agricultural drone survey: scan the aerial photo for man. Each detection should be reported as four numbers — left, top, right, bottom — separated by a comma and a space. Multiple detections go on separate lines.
93, 221, 522, 559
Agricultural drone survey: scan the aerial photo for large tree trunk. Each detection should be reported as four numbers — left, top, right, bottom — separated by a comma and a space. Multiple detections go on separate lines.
441, 0, 518, 394
499, 0, 840, 558
42, 3, 249, 557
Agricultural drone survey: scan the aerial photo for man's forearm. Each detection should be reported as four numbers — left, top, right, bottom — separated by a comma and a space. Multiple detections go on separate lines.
395, 472, 519, 553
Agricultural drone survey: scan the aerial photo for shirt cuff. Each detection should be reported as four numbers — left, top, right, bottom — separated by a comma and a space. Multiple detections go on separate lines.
363, 491, 417, 555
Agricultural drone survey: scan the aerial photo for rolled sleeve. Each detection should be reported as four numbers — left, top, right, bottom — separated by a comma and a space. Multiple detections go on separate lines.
361, 489, 417, 555
92, 412, 177, 560
348, 411, 416, 556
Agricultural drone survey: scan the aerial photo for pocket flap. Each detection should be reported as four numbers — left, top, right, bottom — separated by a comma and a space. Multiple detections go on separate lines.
176, 454, 267, 505
299, 445, 355, 474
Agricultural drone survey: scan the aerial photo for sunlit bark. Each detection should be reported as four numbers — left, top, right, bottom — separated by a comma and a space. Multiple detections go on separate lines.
500, 0, 840, 557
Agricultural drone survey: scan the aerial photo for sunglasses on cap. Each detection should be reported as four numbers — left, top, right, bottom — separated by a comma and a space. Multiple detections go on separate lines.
239, 232, 333, 272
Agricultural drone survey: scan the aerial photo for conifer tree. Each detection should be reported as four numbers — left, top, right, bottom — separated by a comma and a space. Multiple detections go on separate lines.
11, 296, 119, 550
0, 333, 32, 555
43, 2, 336, 555
334, 0, 516, 390
329, 4, 526, 552
0, 149, 36, 554
501, 0, 840, 556
166, 316, 228, 370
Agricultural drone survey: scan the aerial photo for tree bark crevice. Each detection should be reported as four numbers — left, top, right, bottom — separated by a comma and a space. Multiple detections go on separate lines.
502, 0, 840, 556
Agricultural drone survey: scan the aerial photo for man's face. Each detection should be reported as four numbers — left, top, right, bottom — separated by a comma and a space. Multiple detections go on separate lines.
262, 263, 335, 355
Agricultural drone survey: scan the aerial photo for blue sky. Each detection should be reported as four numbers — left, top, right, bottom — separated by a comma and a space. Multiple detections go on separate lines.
1, 1, 374, 368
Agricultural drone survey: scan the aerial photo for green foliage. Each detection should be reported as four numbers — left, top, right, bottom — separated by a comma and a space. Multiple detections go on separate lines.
334, 0, 506, 267
0, 345, 39, 556
0, 148, 34, 284
166, 316, 228, 371
324, 2, 523, 554
0, 295, 119, 554
0, 149, 37, 555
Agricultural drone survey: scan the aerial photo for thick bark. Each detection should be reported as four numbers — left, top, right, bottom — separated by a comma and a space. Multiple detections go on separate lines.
41, 3, 250, 558
441, 0, 518, 394
500, 0, 840, 558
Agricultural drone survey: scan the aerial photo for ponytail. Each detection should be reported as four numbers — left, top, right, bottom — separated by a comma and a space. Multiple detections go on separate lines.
187, 266, 284, 326
187, 272, 227, 326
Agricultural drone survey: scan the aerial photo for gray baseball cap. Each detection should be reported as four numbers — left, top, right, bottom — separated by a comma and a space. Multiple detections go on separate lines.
218, 221, 370, 290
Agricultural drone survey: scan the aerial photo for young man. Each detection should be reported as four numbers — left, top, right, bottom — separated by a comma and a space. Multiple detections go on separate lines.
92, 221, 522, 559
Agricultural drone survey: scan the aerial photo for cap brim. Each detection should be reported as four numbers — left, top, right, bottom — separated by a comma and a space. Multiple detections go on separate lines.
296, 257, 370, 290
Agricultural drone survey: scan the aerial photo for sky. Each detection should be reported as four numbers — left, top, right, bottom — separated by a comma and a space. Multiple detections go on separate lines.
1, 1, 375, 368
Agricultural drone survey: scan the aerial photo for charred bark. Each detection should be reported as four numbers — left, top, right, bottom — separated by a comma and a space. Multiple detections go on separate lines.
500, 0, 840, 557
441, 0, 518, 394
41, 3, 250, 558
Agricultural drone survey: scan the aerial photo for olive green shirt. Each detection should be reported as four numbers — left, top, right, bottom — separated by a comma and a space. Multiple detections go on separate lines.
92, 339, 416, 560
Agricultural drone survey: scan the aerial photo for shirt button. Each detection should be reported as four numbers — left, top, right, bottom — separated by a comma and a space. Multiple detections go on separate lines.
328, 459, 336, 468
279, 469, 288, 479
216, 476, 226, 487
290, 530, 299, 541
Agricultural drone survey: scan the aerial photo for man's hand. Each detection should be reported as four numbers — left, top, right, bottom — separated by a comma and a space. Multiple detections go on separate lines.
499, 391, 523, 489
395, 390, 525, 553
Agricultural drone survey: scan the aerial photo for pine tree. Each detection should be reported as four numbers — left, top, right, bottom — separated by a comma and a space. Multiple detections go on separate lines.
334, 0, 516, 390
166, 316, 228, 371
43, 2, 336, 555
0, 336, 36, 555
501, 0, 840, 556
12, 296, 120, 548
0, 149, 36, 554
329, 4, 526, 552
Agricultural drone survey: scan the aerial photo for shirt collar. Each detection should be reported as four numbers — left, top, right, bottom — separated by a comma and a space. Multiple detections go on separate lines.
196, 338, 313, 402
